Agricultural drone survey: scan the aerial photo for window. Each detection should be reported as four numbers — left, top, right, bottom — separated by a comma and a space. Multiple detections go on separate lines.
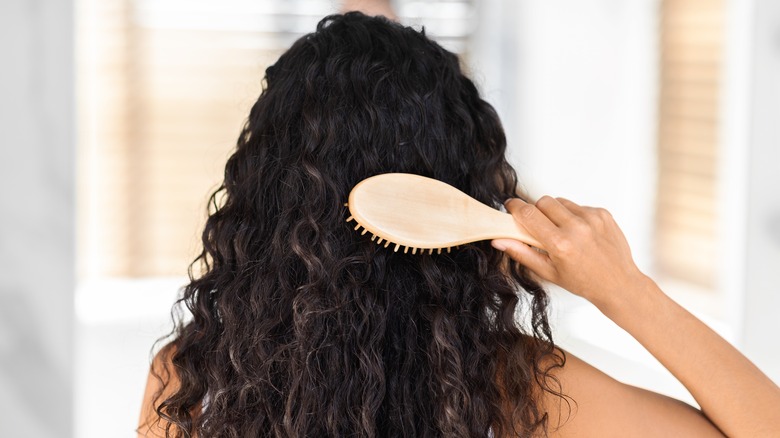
77, 0, 475, 280
655, 0, 724, 289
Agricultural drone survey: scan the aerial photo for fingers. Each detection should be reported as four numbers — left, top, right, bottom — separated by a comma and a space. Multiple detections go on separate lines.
535, 196, 578, 227
556, 197, 585, 215
503, 195, 612, 257
498, 195, 634, 301
504, 198, 559, 245
491, 239, 555, 281
557, 197, 614, 230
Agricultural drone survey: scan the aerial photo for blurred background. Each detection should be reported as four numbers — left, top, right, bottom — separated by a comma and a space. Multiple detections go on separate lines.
1, 0, 778, 436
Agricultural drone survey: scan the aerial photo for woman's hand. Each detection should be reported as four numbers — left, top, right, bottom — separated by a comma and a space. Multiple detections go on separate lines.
491, 196, 647, 308
492, 195, 780, 438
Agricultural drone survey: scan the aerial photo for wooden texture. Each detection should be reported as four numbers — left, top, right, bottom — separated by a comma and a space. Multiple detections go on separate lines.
347, 173, 542, 253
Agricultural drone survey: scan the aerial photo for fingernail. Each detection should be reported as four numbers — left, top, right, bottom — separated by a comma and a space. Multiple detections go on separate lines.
504, 198, 527, 205
491, 240, 507, 251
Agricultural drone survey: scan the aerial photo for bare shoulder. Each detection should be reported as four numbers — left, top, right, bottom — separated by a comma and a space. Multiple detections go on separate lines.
536, 348, 725, 437
137, 343, 180, 438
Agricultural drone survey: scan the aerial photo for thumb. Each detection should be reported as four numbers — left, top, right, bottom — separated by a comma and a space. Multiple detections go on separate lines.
491, 239, 553, 280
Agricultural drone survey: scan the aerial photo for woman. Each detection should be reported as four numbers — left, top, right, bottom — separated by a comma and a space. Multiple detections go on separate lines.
138, 12, 780, 437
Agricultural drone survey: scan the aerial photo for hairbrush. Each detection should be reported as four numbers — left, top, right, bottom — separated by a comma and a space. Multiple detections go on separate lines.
345, 173, 542, 254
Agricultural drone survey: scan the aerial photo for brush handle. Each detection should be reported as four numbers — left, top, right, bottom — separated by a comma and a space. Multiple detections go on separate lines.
467, 202, 543, 249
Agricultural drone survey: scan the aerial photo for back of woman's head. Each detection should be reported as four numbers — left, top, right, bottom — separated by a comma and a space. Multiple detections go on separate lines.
155, 12, 562, 438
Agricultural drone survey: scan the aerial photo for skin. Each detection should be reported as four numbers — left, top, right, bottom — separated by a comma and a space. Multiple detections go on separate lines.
492, 196, 780, 437
340, 0, 396, 20
137, 345, 187, 438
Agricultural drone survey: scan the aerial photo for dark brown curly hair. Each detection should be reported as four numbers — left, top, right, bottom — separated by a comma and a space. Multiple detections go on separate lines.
149, 12, 565, 437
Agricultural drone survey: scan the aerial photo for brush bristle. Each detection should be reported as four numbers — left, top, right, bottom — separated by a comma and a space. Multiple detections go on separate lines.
347, 211, 456, 256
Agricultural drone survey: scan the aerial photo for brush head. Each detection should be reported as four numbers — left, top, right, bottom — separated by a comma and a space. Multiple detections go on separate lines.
345, 173, 541, 253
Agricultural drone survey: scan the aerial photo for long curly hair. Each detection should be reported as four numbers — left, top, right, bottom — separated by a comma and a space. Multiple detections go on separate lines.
150, 12, 565, 438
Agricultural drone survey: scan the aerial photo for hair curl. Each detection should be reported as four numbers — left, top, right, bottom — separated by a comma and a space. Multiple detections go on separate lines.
150, 12, 565, 438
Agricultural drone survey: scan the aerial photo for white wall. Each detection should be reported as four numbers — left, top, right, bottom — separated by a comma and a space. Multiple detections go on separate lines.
472, 0, 659, 272
515, 0, 659, 273
736, 0, 780, 374
468, 0, 701, 401
0, 0, 75, 437
75, 280, 182, 438
469, 0, 780, 395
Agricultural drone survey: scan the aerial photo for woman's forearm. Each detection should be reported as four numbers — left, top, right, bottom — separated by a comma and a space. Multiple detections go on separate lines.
598, 275, 780, 437
494, 196, 780, 437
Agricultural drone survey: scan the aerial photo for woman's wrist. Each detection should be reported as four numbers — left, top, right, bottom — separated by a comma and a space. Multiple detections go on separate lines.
588, 271, 660, 321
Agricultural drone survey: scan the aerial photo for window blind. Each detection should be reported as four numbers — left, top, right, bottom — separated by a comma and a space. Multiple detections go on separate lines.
655, 0, 723, 287
76, 0, 475, 279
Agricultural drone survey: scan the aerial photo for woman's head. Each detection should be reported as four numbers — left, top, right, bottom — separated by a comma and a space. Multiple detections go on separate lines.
227, 11, 518, 238
155, 12, 563, 437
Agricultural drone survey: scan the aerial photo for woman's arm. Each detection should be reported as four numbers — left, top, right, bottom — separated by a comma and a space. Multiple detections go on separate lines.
493, 196, 780, 437
137, 345, 187, 438
536, 348, 725, 437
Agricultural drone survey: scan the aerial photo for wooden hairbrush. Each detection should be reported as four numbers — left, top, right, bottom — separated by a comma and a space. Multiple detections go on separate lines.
345, 173, 542, 254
